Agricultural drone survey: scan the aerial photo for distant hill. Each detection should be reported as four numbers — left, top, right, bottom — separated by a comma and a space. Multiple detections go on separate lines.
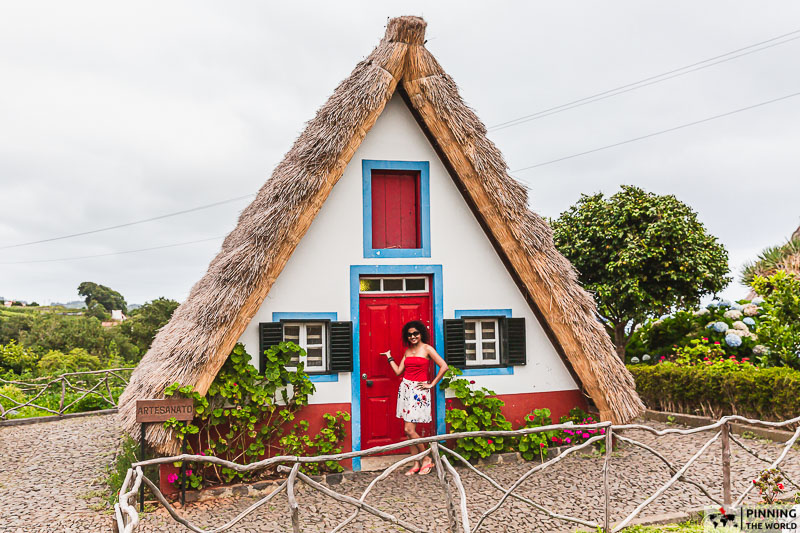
128, 304, 142, 311
52, 300, 87, 309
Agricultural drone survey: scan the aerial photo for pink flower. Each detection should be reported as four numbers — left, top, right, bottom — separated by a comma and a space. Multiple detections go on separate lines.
742, 358, 750, 361
199, 451, 205, 456
167, 473, 178, 484
469, 380, 476, 384
582, 433, 590, 439
714, 342, 721, 345
600, 428, 605, 434
186, 469, 193, 477
565, 429, 573, 435
702, 337, 708, 341
565, 438, 571, 444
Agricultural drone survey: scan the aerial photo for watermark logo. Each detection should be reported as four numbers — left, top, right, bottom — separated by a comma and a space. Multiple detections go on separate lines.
704, 505, 799, 531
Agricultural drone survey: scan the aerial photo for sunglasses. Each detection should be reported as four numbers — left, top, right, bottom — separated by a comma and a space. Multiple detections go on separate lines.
407, 331, 421, 338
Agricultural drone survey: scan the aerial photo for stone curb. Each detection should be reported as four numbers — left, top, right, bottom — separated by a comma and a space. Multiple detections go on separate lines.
643, 410, 796, 443
0, 408, 118, 427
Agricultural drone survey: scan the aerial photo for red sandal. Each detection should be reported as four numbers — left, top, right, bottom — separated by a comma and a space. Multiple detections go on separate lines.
418, 462, 435, 475
405, 465, 420, 476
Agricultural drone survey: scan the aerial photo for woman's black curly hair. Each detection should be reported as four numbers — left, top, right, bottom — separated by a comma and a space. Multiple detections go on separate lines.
401, 320, 429, 346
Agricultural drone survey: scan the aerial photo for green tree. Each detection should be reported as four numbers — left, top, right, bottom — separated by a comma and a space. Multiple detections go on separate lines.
77, 282, 127, 314
37, 348, 103, 375
0, 340, 39, 375
551, 185, 730, 358
117, 297, 178, 354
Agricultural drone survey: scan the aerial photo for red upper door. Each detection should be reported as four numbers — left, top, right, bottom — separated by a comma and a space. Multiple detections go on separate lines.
359, 281, 434, 451
371, 170, 421, 249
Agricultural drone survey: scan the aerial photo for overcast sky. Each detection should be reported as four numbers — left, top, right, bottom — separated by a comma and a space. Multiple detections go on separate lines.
1, 1, 799, 306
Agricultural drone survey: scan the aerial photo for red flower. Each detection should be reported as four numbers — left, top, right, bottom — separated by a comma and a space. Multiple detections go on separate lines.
539, 443, 545, 448
719, 507, 725, 514
753, 479, 757, 484
742, 358, 749, 361
778, 483, 785, 490
714, 342, 720, 345
487, 439, 493, 444
528, 415, 535, 421
446, 399, 452, 404
469, 380, 476, 384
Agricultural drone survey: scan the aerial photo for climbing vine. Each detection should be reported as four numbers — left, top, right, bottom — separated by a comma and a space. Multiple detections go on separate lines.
163, 342, 349, 486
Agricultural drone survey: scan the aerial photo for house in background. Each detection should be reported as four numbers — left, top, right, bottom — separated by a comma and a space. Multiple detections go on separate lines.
120, 16, 643, 470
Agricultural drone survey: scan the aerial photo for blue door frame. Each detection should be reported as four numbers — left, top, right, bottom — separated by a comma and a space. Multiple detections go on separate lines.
349, 264, 445, 471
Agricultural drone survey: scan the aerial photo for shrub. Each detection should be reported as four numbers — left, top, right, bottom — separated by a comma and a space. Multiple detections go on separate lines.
517, 408, 558, 461
37, 348, 103, 375
0, 340, 39, 374
440, 367, 512, 461
628, 361, 800, 421
164, 342, 349, 486
751, 271, 800, 369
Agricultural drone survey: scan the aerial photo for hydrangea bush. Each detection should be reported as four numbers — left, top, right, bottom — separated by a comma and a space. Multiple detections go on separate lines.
626, 300, 762, 364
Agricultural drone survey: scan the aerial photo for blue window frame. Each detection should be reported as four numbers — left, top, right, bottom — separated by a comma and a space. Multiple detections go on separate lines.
271, 312, 339, 382
454, 309, 515, 376
362, 160, 431, 258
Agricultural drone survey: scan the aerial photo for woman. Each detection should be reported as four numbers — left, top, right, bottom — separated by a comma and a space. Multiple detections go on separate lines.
381, 320, 448, 475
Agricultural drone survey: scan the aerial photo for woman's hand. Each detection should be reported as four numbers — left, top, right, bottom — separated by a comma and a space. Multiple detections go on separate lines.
380, 350, 391, 358
417, 382, 433, 390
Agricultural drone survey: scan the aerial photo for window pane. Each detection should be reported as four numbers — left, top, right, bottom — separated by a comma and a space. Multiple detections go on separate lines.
306, 325, 323, 344
482, 342, 497, 360
306, 347, 323, 368
481, 321, 496, 340
360, 279, 380, 292
284, 325, 300, 343
289, 352, 300, 366
464, 321, 476, 341
465, 345, 477, 361
383, 278, 403, 291
405, 278, 426, 291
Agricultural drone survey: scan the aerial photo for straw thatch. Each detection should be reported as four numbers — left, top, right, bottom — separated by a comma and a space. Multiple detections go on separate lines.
119, 16, 644, 453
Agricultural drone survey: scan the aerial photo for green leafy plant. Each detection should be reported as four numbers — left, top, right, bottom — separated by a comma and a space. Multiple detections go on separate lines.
440, 367, 512, 461
518, 408, 558, 462
751, 272, 800, 369
163, 342, 349, 487
752, 468, 786, 504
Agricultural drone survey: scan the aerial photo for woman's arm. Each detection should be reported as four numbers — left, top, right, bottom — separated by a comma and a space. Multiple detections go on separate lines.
383, 351, 406, 376
420, 345, 448, 389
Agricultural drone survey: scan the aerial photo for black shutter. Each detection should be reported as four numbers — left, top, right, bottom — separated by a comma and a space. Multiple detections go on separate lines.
443, 319, 466, 368
329, 321, 353, 372
259, 322, 283, 372
507, 317, 526, 365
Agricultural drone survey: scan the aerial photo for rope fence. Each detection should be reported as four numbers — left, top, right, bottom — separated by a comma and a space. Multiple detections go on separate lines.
0, 368, 134, 419
115, 414, 800, 533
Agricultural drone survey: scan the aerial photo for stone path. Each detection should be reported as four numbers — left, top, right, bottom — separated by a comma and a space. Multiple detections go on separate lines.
0, 414, 798, 532
0, 413, 120, 532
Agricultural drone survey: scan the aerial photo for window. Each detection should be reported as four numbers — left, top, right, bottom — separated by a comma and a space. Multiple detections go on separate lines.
443, 315, 526, 368
362, 160, 431, 258
282, 322, 326, 370
371, 170, 421, 249
358, 276, 429, 294
259, 319, 353, 374
464, 319, 499, 366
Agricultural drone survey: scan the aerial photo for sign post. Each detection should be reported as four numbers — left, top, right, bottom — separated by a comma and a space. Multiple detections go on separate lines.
135, 398, 195, 510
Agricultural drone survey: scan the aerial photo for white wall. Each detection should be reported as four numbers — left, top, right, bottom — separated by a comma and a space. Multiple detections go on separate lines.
238, 95, 578, 404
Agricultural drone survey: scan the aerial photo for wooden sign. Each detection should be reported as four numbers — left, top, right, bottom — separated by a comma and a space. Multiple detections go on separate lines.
135, 398, 195, 423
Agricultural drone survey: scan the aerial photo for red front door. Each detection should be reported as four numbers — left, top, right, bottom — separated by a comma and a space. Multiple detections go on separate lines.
359, 288, 434, 451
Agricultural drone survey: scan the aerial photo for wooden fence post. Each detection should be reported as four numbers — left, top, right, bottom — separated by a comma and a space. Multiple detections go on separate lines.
430, 442, 458, 533
721, 421, 732, 506
603, 426, 613, 532
59, 378, 66, 414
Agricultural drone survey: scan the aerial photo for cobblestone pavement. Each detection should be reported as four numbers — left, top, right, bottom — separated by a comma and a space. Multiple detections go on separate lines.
0, 413, 121, 532
1, 414, 798, 532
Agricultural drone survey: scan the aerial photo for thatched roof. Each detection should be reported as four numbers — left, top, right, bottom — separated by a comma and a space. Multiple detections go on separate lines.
119, 16, 644, 453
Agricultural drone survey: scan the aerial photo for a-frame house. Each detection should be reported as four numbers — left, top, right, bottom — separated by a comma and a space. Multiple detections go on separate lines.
120, 16, 643, 465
